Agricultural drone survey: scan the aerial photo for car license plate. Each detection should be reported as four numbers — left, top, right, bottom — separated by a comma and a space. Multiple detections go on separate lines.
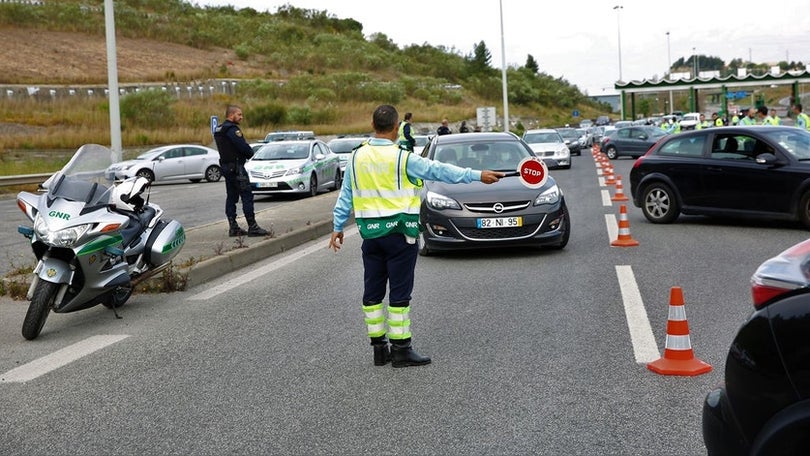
476, 217, 522, 228
258, 182, 278, 188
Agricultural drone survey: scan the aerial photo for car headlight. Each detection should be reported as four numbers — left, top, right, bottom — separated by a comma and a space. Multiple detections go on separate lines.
34, 216, 91, 248
426, 190, 461, 210
534, 185, 561, 206
285, 167, 303, 176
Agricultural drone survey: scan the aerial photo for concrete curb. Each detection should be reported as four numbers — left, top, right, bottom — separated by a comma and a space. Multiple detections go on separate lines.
182, 219, 335, 288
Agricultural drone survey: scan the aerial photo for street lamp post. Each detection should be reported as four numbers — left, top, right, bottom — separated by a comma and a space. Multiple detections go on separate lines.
692, 47, 697, 78
613, 5, 623, 119
613, 5, 623, 82
666, 31, 673, 115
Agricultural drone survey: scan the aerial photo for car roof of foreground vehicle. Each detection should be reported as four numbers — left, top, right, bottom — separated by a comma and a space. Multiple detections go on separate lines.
138, 144, 215, 156
433, 131, 520, 144
523, 129, 558, 135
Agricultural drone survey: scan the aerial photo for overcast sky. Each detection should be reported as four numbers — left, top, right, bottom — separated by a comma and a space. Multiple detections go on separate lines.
192, 0, 810, 95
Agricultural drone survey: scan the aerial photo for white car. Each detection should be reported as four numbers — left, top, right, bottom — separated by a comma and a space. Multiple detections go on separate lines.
106, 144, 222, 183
413, 135, 431, 155
679, 112, 702, 130
522, 129, 571, 169
327, 136, 368, 173
246, 140, 342, 197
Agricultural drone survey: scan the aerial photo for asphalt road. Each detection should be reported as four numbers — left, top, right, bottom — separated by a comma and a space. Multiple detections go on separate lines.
0, 152, 808, 454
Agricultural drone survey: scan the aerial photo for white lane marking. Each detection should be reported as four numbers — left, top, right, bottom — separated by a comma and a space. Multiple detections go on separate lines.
188, 226, 359, 301
598, 176, 605, 186
601, 189, 613, 206
1, 335, 130, 383
605, 214, 618, 242
615, 265, 660, 363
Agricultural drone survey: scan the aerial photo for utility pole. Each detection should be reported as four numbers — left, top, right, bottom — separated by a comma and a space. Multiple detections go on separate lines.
104, 0, 122, 162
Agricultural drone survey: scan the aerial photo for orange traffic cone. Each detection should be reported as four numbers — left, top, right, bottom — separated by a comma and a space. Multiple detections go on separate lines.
604, 166, 616, 186
611, 175, 628, 201
647, 287, 712, 376
611, 204, 638, 247
593, 143, 601, 154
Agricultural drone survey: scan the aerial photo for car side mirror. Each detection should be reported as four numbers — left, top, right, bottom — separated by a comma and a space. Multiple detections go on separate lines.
157, 157, 165, 162
755, 153, 778, 165
639, 135, 648, 140
314, 153, 325, 161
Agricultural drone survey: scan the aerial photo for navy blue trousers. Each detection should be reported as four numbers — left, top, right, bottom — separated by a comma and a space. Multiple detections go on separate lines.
222, 163, 254, 220
361, 234, 418, 305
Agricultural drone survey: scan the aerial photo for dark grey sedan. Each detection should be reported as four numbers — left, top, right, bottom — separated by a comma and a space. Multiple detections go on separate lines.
417, 132, 570, 255
601, 126, 668, 159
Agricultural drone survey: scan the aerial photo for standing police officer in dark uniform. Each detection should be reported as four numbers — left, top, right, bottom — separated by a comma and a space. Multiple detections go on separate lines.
214, 105, 268, 237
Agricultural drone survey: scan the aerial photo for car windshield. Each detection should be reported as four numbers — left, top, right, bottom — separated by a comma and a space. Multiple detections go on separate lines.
414, 136, 430, 147
254, 143, 310, 160
763, 129, 810, 160
433, 140, 531, 171
524, 132, 562, 144
557, 129, 578, 140
328, 139, 365, 154
135, 151, 161, 160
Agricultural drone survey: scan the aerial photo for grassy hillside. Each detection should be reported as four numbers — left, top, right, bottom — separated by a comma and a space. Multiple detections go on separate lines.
0, 0, 611, 154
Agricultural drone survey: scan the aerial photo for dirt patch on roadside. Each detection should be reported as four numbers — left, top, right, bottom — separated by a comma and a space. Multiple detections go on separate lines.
0, 27, 265, 84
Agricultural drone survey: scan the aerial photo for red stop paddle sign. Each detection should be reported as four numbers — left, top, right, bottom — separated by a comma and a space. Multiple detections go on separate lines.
516, 157, 548, 189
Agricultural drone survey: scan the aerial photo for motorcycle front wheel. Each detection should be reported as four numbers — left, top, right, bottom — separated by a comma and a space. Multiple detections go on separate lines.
22, 281, 59, 340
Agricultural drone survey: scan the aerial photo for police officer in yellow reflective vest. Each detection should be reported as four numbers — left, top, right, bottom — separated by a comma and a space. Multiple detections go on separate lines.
793, 104, 810, 131
329, 105, 503, 367
397, 112, 416, 152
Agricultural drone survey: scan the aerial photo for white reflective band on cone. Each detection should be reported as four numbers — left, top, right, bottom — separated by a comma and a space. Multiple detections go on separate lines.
667, 305, 687, 321
665, 334, 692, 350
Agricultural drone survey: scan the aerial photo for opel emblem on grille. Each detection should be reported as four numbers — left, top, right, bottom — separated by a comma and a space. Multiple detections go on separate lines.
493, 203, 504, 214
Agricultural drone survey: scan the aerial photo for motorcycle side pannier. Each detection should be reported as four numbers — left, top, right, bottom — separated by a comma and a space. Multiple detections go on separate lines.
144, 219, 185, 267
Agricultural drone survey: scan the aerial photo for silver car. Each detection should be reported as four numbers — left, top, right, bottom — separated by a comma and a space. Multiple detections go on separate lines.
106, 144, 222, 183
327, 136, 368, 173
522, 129, 571, 169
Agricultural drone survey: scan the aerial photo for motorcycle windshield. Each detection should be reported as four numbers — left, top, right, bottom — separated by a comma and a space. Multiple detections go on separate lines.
48, 144, 117, 205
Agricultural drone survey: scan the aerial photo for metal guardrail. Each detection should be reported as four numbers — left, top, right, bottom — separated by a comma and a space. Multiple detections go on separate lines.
0, 173, 50, 187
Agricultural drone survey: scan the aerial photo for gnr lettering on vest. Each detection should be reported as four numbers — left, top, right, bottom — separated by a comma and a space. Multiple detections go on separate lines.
386, 221, 399, 228
360, 162, 393, 174
366, 222, 380, 230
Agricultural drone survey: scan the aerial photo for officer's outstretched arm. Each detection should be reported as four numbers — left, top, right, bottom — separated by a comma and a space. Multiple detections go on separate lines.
480, 170, 504, 184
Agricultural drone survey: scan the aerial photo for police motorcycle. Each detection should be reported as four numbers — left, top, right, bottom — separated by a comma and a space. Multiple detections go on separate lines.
16, 144, 186, 340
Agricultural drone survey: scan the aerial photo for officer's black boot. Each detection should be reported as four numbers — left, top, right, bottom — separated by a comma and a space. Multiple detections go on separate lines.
227, 217, 247, 237
245, 216, 268, 237
371, 337, 390, 366
390, 339, 431, 368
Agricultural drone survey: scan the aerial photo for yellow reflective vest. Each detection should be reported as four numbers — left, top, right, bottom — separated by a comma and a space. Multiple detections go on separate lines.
397, 121, 414, 150
350, 143, 422, 239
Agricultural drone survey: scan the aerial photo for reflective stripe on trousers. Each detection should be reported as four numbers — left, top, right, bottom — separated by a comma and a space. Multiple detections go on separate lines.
387, 305, 412, 340
363, 303, 386, 338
